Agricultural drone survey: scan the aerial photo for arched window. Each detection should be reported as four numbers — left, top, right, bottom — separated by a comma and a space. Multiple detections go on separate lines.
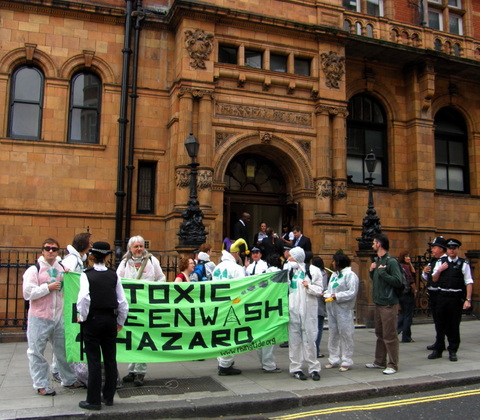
346, 94, 387, 186
435, 107, 469, 193
8, 66, 44, 139
68, 71, 101, 143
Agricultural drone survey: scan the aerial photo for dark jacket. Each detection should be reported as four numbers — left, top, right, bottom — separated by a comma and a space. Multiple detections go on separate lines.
232, 220, 248, 243
293, 235, 312, 252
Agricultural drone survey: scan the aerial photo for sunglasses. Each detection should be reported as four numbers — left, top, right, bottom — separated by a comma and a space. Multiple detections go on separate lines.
43, 246, 59, 252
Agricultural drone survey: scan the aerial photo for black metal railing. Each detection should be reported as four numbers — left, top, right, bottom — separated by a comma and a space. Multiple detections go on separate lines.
0, 248, 179, 330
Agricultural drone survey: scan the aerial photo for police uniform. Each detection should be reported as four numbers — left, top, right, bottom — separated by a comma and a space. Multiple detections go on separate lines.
429, 238, 473, 361
77, 242, 128, 409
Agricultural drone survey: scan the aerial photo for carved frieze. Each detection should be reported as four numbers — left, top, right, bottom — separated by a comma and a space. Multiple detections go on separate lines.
197, 169, 213, 191
185, 29, 214, 70
333, 180, 348, 200
315, 179, 332, 199
216, 103, 312, 127
178, 87, 214, 99
176, 168, 190, 189
320, 51, 345, 89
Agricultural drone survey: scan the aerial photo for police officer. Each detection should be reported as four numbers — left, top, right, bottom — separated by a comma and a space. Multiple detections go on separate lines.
422, 236, 448, 352
77, 242, 129, 410
427, 238, 473, 362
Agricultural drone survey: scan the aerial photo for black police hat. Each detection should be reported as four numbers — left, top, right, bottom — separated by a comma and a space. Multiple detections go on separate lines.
90, 241, 113, 255
446, 238, 462, 248
429, 236, 448, 250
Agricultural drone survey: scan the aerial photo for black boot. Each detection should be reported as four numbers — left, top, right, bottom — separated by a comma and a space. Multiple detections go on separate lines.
427, 350, 443, 359
218, 365, 242, 376
448, 351, 458, 362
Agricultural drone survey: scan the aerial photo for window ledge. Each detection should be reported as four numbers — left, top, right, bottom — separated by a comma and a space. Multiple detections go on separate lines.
0, 138, 106, 151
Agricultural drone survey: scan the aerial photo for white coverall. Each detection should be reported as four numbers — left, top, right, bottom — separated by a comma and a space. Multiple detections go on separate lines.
62, 245, 86, 273
117, 253, 166, 374
257, 266, 283, 371
212, 251, 246, 368
326, 266, 359, 368
288, 257, 323, 374
23, 256, 77, 389
196, 251, 216, 280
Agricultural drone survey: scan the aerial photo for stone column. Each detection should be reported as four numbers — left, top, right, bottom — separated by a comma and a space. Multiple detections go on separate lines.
197, 91, 214, 209
355, 250, 377, 327
332, 108, 348, 217
314, 105, 332, 216
175, 88, 194, 208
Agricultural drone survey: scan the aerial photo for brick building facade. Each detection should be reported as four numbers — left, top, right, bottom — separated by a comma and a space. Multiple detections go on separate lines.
1, 0, 479, 319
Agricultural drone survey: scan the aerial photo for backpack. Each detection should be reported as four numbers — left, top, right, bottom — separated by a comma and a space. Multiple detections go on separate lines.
190, 260, 207, 282
387, 257, 411, 297
288, 264, 312, 281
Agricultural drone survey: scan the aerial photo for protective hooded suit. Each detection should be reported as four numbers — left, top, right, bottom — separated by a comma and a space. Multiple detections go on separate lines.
326, 266, 359, 368
288, 247, 322, 374
23, 256, 77, 389
212, 250, 246, 369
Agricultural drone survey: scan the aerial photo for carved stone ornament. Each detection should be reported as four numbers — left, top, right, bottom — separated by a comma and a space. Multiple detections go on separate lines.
260, 132, 272, 144
176, 168, 190, 189
333, 180, 347, 200
197, 169, 213, 191
185, 29, 214, 70
320, 51, 345, 89
216, 103, 312, 127
315, 179, 332, 199
298, 140, 311, 158
178, 87, 214, 99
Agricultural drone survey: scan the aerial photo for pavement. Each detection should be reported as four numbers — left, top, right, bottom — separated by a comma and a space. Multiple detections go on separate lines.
1, 317, 479, 420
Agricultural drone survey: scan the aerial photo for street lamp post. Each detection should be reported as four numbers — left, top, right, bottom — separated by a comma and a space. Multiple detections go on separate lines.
357, 149, 382, 251
177, 133, 208, 248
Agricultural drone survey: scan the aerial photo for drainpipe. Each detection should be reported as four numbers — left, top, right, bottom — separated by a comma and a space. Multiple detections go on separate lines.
114, 0, 134, 264
125, 1, 145, 241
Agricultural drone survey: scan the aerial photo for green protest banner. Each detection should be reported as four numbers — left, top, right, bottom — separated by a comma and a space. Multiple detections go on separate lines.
64, 270, 289, 363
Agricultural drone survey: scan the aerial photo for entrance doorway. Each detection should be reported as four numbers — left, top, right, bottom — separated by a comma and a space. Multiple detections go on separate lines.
223, 153, 299, 245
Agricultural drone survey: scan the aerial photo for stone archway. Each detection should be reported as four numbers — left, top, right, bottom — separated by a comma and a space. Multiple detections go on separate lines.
213, 132, 314, 241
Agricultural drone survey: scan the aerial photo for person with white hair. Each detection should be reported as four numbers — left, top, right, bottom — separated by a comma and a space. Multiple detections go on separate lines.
116, 235, 166, 386
287, 247, 323, 381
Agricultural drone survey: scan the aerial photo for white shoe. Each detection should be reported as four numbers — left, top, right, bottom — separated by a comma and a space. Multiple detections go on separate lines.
383, 367, 397, 375
365, 363, 386, 369
325, 363, 339, 369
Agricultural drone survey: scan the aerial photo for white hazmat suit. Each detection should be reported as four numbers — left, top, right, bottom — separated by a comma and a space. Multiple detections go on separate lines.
326, 266, 359, 368
287, 247, 322, 375
212, 250, 246, 368
23, 256, 77, 390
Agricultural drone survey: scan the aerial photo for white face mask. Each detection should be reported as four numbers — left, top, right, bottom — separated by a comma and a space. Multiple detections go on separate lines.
81, 253, 88, 262
289, 261, 299, 270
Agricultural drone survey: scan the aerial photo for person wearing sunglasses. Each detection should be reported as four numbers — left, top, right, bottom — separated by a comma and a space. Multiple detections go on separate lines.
23, 238, 83, 396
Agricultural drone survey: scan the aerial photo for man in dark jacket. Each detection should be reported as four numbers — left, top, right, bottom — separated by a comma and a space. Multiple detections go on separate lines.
232, 212, 250, 244
292, 226, 312, 252
261, 228, 284, 259
366, 233, 402, 375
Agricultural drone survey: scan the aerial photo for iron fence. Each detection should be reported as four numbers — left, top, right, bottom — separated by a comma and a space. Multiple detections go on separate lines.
0, 248, 179, 330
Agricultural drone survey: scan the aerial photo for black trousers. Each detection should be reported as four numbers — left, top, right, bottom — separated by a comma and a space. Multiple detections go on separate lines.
434, 293, 463, 353
428, 291, 441, 347
82, 310, 118, 405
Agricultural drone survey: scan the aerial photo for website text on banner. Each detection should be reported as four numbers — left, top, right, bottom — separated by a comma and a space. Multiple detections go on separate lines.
64, 271, 289, 363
